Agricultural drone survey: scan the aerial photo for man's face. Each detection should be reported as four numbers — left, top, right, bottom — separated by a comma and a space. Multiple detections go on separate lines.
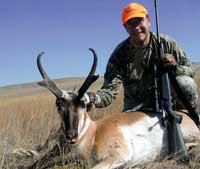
124, 16, 151, 46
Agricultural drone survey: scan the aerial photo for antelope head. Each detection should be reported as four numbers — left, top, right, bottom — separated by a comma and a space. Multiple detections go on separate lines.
37, 49, 99, 144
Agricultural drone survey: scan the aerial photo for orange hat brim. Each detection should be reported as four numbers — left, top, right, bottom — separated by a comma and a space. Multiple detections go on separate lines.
123, 13, 146, 25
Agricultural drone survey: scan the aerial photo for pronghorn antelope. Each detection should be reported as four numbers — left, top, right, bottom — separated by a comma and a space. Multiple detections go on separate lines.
37, 49, 200, 169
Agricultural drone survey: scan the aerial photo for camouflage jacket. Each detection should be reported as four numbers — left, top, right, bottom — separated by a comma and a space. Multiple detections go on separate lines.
95, 32, 194, 111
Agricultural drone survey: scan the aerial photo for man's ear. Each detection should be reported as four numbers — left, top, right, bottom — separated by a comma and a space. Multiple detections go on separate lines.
146, 15, 151, 24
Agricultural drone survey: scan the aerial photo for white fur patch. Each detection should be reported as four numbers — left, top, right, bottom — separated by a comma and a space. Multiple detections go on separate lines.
78, 115, 92, 149
119, 115, 165, 166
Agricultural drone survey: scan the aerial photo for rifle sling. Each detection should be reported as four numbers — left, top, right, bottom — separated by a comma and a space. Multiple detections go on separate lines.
168, 70, 199, 127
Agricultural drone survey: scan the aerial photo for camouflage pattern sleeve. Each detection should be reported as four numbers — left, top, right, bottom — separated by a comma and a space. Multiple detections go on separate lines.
94, 47, 123, 108
162, 35, 194, 77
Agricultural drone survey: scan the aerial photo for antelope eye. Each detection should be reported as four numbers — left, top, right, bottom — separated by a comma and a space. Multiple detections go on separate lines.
56, 101, 61, 107
56, 100, 64, 109
80, 100, 86, 108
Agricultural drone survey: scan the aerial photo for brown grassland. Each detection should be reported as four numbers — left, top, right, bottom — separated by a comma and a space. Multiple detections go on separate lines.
0, 68, 200, 169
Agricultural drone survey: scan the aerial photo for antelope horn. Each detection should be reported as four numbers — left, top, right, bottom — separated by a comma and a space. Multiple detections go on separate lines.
37, 52, 64, 98
76, 48, 99, 100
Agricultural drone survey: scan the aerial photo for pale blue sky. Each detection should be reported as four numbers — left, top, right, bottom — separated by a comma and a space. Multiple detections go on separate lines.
0, 0, 199, 87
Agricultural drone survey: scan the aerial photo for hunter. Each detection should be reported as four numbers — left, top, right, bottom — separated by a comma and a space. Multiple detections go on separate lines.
84, 3, 198, 113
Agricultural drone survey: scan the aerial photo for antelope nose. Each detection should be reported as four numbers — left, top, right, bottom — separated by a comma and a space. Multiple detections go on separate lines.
67, 133, 75, 139
68, 139, 76, 144
66, 132, 77, 143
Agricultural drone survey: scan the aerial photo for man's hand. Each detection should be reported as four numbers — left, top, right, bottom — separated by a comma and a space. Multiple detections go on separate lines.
162, 54, 177, 66
81, 92, 100, 111
81, 92, 99, 104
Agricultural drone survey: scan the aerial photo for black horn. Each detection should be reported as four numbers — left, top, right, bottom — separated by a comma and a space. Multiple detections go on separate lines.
37, 52, 64, 98
76, 48, 99, 100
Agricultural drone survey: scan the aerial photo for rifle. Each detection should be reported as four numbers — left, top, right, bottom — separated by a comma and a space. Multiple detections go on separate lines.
153, 0, 188, 160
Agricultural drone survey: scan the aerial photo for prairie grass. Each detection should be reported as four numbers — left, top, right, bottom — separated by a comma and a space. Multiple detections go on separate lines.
0, 93, 59, 149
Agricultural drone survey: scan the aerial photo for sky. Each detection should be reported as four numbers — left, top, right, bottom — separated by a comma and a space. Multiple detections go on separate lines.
0, 0, 200, 87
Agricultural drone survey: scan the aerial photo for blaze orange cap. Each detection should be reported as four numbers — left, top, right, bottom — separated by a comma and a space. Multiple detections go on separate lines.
122, 3, 148, 25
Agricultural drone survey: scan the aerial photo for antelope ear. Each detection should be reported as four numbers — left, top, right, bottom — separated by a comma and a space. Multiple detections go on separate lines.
61, 90, 71, 100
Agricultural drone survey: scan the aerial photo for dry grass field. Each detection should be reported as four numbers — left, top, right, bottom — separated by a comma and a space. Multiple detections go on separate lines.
0, 64, 200, 169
